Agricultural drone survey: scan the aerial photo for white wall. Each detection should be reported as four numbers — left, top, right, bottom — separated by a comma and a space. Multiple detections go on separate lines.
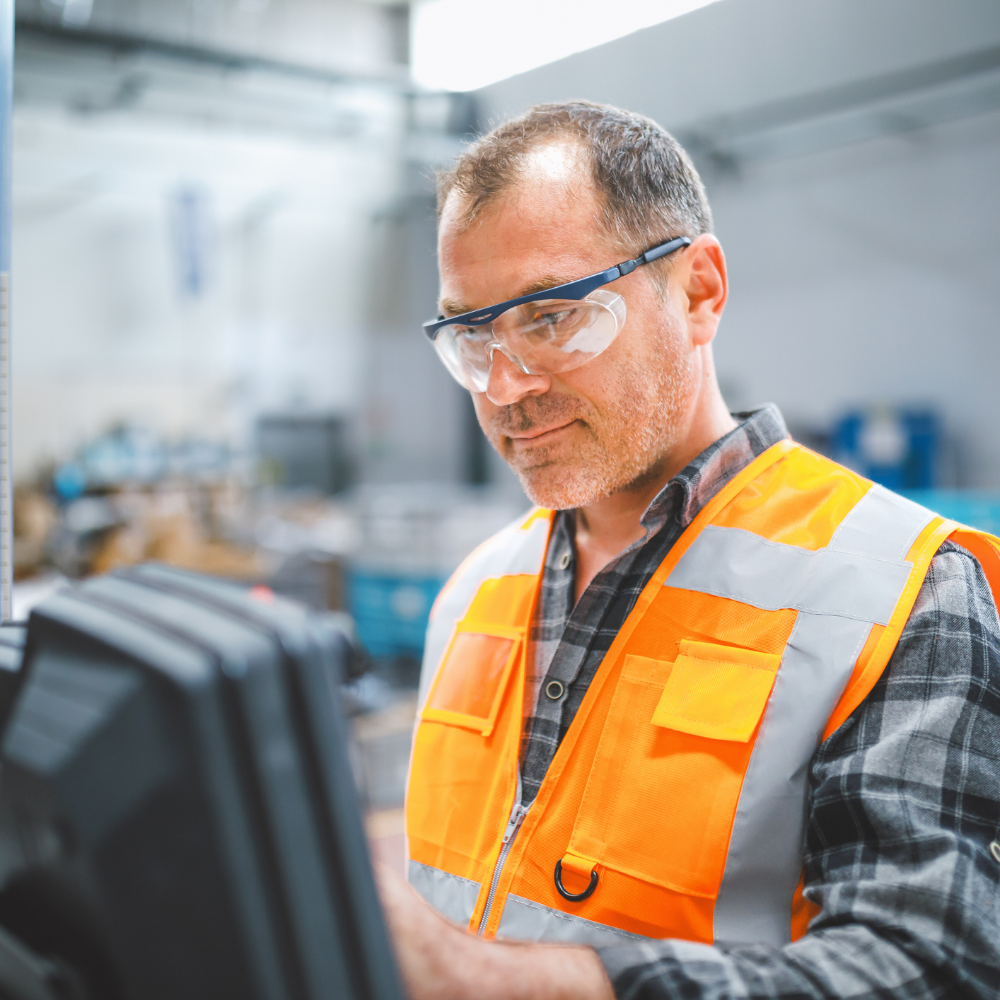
709, 109, 1000, 487
11, 105, 398, 479
476, 0, 1000, 487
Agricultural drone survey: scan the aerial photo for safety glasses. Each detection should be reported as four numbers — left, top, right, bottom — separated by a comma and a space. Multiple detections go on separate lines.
422, 236, 691, 392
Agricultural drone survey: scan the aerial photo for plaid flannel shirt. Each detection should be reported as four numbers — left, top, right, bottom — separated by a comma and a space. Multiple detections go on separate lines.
519, 405, 1000, 998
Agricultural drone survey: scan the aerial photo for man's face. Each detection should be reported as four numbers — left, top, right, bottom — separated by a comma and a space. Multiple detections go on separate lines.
437, 143, 699, 510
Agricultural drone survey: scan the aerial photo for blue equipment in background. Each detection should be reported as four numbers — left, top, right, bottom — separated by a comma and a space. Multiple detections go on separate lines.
834, 408, 939, 490
347, 570, 445, 660
833, 408, 1000, 534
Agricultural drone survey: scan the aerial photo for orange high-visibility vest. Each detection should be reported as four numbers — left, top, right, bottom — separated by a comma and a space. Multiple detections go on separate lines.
405, 441, 1000, 948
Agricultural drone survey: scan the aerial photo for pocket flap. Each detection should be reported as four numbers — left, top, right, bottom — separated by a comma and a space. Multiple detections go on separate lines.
421, 623, 523, 736
650, 640, 781, 742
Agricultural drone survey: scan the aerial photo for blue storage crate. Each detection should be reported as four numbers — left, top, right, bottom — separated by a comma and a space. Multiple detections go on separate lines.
347, 570, 446, 659
900, 491, 1000, 536
835, 410, 940, 490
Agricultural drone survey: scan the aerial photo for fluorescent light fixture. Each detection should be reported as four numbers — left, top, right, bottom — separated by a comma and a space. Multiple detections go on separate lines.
411, 0, 722, 92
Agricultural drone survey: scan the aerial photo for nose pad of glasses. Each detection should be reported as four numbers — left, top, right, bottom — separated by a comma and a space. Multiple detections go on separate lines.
487, 342, 532, 376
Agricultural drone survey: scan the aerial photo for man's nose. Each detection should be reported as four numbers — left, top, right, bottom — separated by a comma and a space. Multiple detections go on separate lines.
484, 348, 550, 406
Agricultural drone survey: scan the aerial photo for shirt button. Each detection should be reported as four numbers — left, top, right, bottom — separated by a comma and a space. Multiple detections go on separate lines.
990, 841, 1000, 864
558, 551, 571, 570
545, 679, 565, 701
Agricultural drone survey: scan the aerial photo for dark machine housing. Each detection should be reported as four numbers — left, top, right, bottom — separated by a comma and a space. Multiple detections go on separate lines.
0, 565, 402, 1000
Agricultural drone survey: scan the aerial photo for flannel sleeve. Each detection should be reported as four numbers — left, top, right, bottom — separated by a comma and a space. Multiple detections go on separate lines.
594, 541, 1000, 999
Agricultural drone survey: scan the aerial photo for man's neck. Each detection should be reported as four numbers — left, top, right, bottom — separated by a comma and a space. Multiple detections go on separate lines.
572, 395, 737, 604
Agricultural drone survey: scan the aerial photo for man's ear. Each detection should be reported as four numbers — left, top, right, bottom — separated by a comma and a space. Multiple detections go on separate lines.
680, 235, 728, 346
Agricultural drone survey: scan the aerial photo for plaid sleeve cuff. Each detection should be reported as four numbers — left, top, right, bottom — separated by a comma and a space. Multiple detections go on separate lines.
593, 938, 747, 1000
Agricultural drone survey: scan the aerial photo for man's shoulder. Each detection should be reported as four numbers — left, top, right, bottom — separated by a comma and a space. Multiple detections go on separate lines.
825, 537, 1000, 756
866, 537, 1000, 702
808, 547, 1000, 870
905, 539, 1000, 644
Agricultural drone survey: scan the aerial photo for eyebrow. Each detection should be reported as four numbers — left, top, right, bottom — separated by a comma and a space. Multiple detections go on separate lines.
439, 274, 576, 318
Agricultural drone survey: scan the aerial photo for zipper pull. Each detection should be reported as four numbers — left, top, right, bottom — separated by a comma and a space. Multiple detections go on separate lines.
502, 803, 526, 844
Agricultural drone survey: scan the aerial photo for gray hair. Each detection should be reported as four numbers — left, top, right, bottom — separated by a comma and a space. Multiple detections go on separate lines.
437, 100, 713, 256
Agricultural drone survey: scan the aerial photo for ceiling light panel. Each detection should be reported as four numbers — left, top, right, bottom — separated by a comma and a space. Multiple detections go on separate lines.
411, 0, 723, 92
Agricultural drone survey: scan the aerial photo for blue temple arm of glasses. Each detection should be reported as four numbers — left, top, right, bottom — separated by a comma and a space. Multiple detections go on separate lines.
422, 236, 692, 339
638, 235, 693, 265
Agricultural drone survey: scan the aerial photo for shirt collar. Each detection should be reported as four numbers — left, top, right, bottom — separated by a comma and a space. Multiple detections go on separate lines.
638, 403, 789, 537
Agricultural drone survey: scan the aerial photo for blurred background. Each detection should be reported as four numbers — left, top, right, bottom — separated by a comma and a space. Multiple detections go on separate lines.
6, 0, 1000, 869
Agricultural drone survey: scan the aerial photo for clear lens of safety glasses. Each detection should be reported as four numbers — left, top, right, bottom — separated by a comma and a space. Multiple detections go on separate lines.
432, 289, 627, 393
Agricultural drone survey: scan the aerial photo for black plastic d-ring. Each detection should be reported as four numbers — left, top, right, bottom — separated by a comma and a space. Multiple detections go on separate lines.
554, 859, 599, 902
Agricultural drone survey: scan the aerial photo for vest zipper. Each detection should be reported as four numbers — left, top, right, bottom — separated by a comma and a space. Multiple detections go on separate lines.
477, 772, 527, 935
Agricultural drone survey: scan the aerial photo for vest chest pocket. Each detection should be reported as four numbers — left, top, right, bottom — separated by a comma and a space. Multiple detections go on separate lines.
410, 622, 526, 876
421, 623, 524, 737
650, 641, 782, 742
564, 641, 782, 900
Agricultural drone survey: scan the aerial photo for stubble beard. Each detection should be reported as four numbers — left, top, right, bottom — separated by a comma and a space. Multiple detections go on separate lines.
483, 328, 695, 511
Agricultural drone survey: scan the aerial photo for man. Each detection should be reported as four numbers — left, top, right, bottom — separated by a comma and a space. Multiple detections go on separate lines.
378, 102, 1000, 999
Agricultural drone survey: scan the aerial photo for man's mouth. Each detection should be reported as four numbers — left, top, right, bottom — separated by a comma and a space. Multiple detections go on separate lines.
506, 419, 578, 444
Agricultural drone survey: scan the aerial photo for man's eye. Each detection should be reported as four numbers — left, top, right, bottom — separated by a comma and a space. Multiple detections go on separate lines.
536, 309, 573, 326
458, 327, 489, 342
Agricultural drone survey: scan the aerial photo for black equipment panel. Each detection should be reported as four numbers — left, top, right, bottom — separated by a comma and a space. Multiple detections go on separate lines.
0, 566, 402, 1000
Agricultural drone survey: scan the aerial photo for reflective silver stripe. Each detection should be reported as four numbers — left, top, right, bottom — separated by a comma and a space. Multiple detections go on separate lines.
711, 486, 936, 944
712, 612, 871, 943
829, 484, 934, 561
666, 525, 911, 625
418, 511, 548, 705
408, 860, 481, 927
496, 895, 654, 948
